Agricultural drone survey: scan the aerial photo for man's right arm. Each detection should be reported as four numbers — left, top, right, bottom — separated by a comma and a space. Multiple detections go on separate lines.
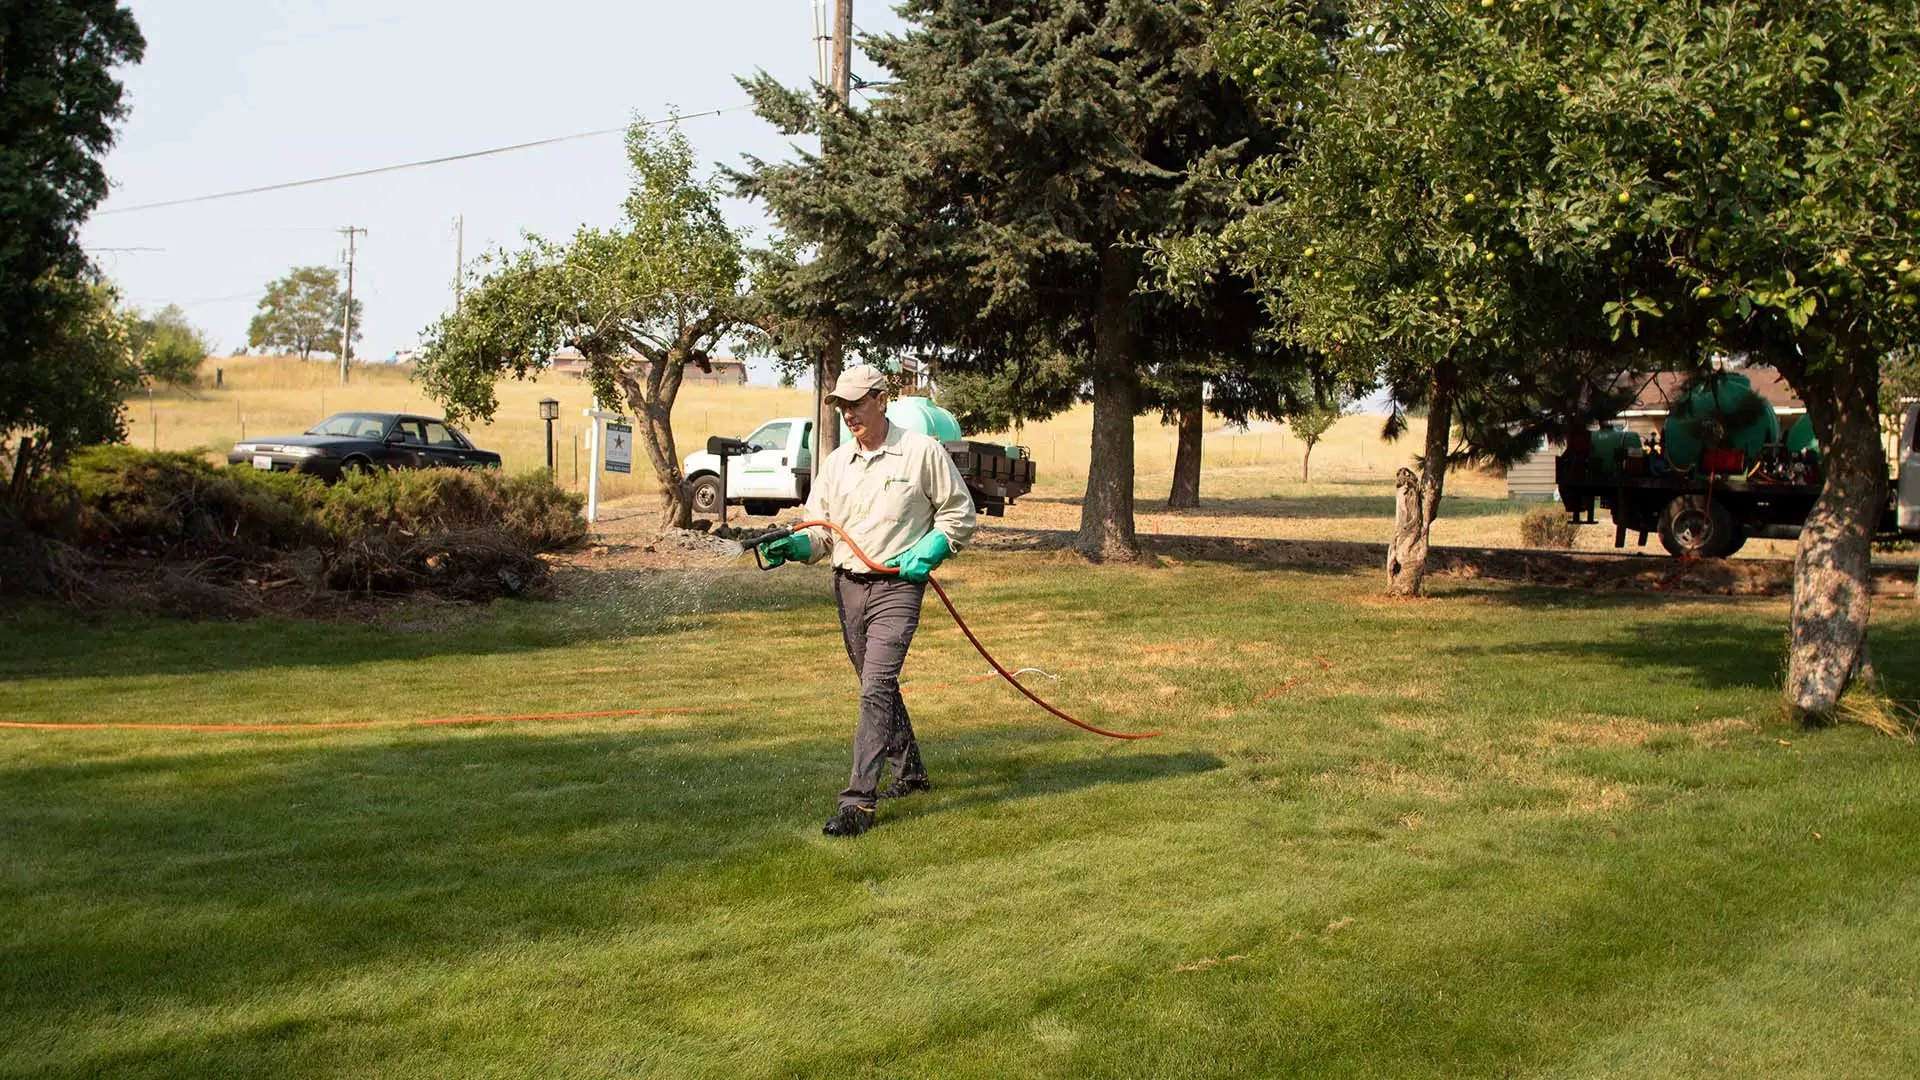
794, 452, 836, 563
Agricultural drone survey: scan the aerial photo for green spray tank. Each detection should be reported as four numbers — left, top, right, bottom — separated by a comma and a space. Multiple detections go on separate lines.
833, 394, 1035, 515
837, 395, 965, 445
1785, 414, 1822, 461
1588, 428, 1644, 480
1661, 372, 1781, 470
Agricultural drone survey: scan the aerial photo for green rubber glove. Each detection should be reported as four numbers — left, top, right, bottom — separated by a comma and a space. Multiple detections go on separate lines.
758, 532, 811, 568
885, 530, 951, 583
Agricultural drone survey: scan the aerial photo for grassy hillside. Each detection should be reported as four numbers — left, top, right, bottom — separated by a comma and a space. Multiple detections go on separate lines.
150, 356, 1441, 495
141, 355, 1514, 521
136, 355, 1831, 558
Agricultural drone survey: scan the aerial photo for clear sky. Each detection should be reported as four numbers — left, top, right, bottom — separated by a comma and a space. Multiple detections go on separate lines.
81, 0, 906, 380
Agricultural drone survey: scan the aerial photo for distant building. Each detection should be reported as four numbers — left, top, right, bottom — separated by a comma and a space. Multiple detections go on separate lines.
547, 348, 747, 386
1506, 364, 1807, 500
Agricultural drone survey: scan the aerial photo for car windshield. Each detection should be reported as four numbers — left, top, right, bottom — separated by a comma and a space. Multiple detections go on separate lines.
306, 414, 387, 438
744, 421, 790, 451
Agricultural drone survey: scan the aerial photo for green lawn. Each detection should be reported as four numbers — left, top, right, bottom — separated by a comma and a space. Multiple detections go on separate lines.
4, 556, 1919, 1078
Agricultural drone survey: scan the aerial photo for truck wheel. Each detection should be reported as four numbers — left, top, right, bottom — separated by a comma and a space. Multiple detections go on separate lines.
1657, 495, 1736, 558
689, 474, 723, 516
741, 499, 778, 517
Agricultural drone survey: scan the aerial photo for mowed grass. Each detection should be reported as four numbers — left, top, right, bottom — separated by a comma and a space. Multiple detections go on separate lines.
5, 556, 1920, 1077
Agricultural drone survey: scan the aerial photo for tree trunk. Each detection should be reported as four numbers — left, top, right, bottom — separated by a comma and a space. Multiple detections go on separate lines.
1302, 441, 1315, 483
621, 344, 695, 530
1167, 388, 1202, 509
1078, 246, 1142, 561
8, 436, 35, 505
1386, 365, 1454, 597
1781, 346, 1884, 721
817, 323, 844, 462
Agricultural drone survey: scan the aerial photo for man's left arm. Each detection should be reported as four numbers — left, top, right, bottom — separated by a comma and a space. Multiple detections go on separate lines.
922, 441, 977, 552
885, 442, 977, 582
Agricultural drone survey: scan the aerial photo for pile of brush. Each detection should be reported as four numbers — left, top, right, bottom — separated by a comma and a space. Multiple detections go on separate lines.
1, 447, 588, 615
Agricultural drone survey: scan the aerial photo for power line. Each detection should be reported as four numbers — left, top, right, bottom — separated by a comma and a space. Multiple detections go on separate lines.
97, 106, 750, 217
125, 290, 260, 306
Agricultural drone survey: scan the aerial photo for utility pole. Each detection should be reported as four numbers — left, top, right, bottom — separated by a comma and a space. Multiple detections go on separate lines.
452, 215, 465, 314
811, 0, 831, 85
338, 225, 365, 386
815, 0, 855, 461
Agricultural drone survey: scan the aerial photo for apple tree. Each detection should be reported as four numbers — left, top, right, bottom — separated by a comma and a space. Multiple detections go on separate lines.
1512, 0, 1920, 717
419, 121, 759, 528
1198, 0, 1648, 595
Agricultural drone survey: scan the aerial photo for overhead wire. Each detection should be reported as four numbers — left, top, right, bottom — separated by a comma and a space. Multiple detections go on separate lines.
96, 105, 752, 217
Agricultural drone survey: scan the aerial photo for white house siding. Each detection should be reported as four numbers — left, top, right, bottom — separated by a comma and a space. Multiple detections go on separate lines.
1506, 445, 1562, 500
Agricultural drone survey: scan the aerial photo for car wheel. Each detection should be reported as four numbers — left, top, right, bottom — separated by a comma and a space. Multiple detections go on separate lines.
689, 474, 723, 516
340, 456, 376, 479
1657, 495, 1736, 558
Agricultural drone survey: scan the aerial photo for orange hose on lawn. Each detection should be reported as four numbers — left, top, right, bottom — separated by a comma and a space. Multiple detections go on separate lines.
0, 705, 741, 733
789, 519, 1161, 741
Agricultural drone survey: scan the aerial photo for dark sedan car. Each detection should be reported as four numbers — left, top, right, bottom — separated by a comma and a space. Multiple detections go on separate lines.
227, 412, 502, 481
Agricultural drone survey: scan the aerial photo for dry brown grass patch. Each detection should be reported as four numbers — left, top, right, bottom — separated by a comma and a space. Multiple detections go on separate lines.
1376, 712, 1449, 737
1537, 713, 1755, 750
1539, 714, 1663, 748
1174, 954, 1250, 973
1312, 761, 1465, 802
1837, 694, 1920, 744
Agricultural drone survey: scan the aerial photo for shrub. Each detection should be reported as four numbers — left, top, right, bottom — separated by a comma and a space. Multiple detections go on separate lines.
316, 468, 587, 598
61, 445, 326, 559
1519, 502, 1579, 549
7, 449, 587, 611
316, 467, 585, 550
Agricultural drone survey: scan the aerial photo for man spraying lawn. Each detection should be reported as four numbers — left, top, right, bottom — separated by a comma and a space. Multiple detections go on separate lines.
757, 366, 976, 837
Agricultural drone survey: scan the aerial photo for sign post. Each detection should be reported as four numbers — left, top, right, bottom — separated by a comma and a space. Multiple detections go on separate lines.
583, 407, 626, 523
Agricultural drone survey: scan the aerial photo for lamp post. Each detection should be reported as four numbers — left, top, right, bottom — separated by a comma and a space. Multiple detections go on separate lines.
538, 398, 559, 474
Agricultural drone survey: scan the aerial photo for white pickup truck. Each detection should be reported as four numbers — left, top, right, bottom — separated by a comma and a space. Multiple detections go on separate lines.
682, 409, 1035, 519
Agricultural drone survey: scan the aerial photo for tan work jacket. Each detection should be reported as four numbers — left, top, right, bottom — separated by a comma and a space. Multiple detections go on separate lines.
798, 422, 977, 573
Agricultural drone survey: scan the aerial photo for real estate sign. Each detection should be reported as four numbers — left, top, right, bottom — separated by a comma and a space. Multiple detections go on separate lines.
605, 422, 632, 474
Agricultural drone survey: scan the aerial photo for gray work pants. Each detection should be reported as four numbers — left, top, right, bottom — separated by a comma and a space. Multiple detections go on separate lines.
834, 573, 928, 809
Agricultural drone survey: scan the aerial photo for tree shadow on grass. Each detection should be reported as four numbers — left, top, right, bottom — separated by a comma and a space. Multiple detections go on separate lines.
0, 567, 838, 684
1444, 612, 1920, 699
0, 720, 1214, 1069
1021, 491, 1519, 521
972, 526, 1379, 579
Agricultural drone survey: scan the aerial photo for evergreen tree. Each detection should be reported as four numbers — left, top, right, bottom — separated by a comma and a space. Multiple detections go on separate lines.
738, 0, 1294, 559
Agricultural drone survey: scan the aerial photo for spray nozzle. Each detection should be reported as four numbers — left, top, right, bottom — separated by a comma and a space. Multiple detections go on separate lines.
735, 524, 799, 571
733, 525, 795, 550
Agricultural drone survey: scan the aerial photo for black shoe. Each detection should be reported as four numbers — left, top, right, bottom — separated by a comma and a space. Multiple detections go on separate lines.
822, 805, 876, 837
878, 777, 931, 800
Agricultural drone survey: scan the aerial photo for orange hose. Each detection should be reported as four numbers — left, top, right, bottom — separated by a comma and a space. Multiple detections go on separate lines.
0, 705, 742, 733
790, 519, 1161, 740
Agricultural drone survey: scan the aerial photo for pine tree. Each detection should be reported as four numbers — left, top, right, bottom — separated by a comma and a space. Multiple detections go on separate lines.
738, 0, 1294, 559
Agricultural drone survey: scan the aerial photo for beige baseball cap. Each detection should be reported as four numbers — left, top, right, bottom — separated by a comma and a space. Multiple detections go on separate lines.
824, 365, 889, 405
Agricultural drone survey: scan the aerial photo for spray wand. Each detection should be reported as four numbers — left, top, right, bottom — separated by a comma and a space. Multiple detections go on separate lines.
735, 521, 1161, 741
